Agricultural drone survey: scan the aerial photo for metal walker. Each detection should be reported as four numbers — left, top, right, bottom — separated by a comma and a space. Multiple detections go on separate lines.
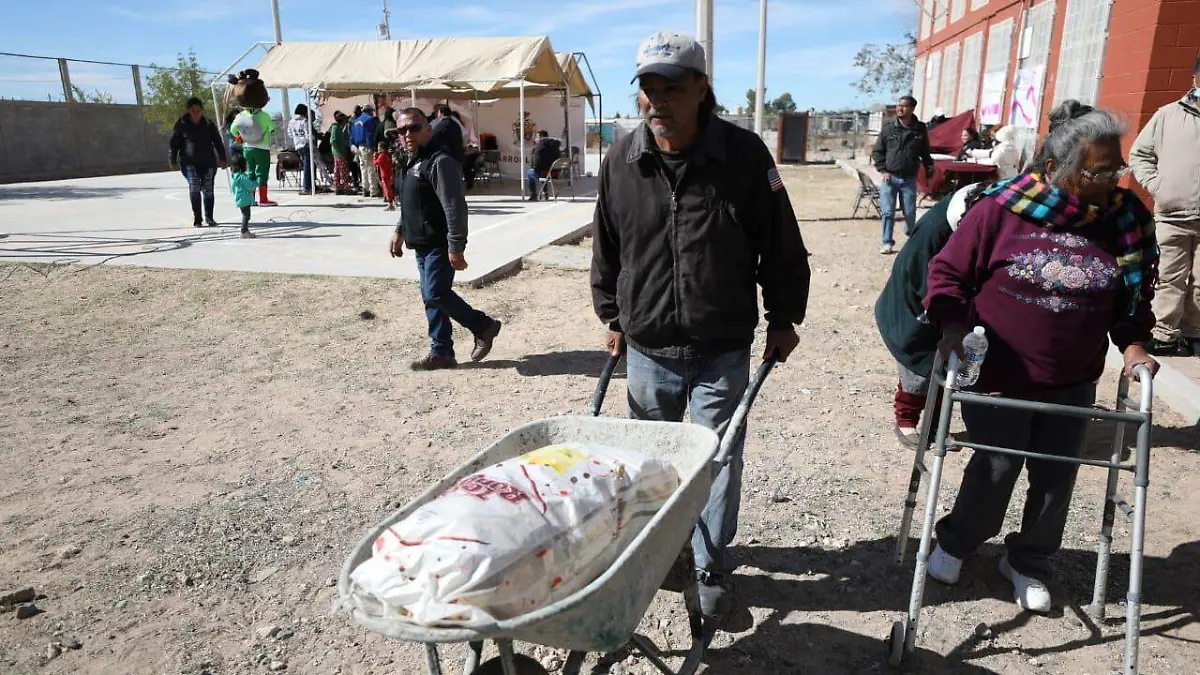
888, 352, 1155, 674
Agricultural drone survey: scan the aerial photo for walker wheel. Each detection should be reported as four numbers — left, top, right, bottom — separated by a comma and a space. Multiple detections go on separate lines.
886, 620, 906, 668
473, 654, 551, 675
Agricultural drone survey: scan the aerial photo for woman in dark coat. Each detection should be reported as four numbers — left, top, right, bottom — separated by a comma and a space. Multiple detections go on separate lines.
169, 97, 227, 227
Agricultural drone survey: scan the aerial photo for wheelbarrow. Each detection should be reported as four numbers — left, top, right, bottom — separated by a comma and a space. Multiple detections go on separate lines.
339, 353, 775, 674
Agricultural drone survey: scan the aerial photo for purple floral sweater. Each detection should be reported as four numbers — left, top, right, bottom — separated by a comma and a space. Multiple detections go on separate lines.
924, 196, 1153, 396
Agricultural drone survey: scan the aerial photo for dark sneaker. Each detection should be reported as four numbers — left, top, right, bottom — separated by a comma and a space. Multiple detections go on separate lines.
205, 218, 219, 227
697, 569, 732, 620
192, 220, 203, 228
410, 353, 457, 371
470, 320, 502, 362
1147, 337, 1188, 357
240, 229, 256, 239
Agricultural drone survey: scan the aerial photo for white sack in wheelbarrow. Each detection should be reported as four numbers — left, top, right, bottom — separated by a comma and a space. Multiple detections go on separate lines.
347, 443, 680, 627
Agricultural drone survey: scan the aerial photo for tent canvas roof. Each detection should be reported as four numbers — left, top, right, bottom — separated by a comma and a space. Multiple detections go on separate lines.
253, 36, 570, 94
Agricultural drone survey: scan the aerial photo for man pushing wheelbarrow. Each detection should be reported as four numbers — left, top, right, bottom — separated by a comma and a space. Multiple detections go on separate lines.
590, 30, 812, 625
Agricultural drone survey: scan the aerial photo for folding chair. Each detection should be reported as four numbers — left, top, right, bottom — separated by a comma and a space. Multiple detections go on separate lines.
851, 168, 882, 219
537, 158, 574, 201
483, 150, 504, 185
276, 150, 302, 189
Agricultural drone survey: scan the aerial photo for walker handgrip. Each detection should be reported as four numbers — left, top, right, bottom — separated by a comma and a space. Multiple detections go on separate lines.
1130, 364, 1154, 414
713, 356, 777, 468
589, 353, 622, 417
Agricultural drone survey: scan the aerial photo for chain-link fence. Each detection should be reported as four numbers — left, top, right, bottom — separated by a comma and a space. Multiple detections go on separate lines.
805, 112, 871, 162
0, 51, 218, 106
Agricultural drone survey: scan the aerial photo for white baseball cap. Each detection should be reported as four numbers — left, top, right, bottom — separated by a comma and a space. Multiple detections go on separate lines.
633, 31, 708, 82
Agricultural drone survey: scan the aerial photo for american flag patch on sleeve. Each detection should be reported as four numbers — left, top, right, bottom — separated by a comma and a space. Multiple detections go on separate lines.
767, 167, 784, 192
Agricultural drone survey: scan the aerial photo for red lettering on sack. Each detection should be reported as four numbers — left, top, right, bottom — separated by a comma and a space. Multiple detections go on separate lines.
450, 475, 529, 504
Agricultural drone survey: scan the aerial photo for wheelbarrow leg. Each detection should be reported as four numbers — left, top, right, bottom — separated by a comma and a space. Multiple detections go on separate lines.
425, 644, 445, 675
630, 544, 706, 675
495, 640, 519, 675
560, 652, 587, 675
463, 642, 485, 675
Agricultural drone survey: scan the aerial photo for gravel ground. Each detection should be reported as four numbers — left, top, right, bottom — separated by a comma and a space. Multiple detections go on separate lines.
1, 165, 1197, 675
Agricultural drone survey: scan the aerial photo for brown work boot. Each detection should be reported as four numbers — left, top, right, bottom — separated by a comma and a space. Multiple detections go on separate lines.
410, 353, 457, 371
470, 320, 503, 362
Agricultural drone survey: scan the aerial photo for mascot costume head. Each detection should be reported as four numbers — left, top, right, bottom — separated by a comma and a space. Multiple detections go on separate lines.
226, 69, 278, 205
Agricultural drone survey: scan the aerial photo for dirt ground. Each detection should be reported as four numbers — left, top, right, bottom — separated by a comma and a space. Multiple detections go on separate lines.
1, 165, 1197, 675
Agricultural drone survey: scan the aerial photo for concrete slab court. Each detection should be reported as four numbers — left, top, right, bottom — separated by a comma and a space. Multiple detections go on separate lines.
0, 172, 596, 287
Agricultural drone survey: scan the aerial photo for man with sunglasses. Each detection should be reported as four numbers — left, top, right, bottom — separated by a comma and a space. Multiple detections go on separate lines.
389, 108, 502, 370
590, 31, 810, 625
1130, 55, 1200, 358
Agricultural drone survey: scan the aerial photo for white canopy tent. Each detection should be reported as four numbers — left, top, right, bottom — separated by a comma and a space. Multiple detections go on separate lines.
212, 38, 600, 197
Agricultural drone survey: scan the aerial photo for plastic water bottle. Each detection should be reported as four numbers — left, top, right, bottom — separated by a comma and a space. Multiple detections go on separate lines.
956, 326, 989, 388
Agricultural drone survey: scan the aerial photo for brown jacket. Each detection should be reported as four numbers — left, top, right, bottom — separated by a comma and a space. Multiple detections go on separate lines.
1130, 94, 1200, 224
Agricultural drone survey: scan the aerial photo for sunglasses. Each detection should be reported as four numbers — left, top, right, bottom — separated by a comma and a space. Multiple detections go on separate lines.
396, 123, 425, 135
1080, 166, 1130, 183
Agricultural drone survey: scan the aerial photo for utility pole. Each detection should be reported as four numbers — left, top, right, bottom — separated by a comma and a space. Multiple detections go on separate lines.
695, 0, 714, 80
379, 0, 392, 40
270, 0, 290, 117
754, 0, 767, 136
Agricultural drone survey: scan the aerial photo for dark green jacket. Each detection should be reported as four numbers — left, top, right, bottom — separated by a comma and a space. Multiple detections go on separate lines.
874, 192, 957, 378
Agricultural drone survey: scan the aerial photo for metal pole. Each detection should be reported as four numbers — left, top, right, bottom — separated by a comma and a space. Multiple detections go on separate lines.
519, 80, 526, 199
753, 0, 767, 136
306, 88, 316, 195
58, 58, 73, 103
270, 0, 291, 126
380, 0, 392, 40
696, 0, 714, 80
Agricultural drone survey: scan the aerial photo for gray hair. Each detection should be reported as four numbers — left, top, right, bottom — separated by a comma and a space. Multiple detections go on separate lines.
1029, 100, 1127, 184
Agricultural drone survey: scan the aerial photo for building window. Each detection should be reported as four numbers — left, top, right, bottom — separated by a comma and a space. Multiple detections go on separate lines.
957, 32, 985, 115
934, 0, 948, 33
926, 50, 943, 119
940, 42, 961, 115
921, 0, 934, 39
913, 55, 927, 112
970, 0, 989, 10
952, 0, 966, 23
1054, 0, 1114, 106
984, 18, 1014, 78
1010, 1, 1058, 165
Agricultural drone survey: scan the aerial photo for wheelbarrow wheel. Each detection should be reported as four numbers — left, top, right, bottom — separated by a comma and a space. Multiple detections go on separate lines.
473, 653, 551, 675
886, 620, 906, 668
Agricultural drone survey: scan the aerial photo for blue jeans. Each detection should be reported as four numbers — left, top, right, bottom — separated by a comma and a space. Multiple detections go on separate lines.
298, 146, 313, 192
879, 174, 918, 245
525, 168, 543, 199
625, 346, 752, 574
181, 164, 216, 222
415, 247, 492, 359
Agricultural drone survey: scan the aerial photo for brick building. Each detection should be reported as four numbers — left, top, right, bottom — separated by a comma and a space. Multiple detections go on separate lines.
912, 0, 1200, 166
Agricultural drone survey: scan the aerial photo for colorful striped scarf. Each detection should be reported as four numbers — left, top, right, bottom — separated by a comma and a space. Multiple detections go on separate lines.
983, 172, 1158, 316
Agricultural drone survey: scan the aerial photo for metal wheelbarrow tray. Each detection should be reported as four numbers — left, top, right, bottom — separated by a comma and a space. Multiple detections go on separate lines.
338, 356, 775, 675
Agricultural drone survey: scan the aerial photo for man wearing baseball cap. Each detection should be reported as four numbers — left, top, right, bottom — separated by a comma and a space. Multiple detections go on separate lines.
591, 30, 811, 623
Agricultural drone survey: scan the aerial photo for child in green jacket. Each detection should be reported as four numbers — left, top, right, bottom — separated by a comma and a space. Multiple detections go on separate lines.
230, 154, 258, 239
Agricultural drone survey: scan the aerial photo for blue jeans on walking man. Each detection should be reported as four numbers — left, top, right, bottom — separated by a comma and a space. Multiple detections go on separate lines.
415, 247, 493, 359
525, 168, 545, 200
879, 173, 918, 245
625, 346, 751, 575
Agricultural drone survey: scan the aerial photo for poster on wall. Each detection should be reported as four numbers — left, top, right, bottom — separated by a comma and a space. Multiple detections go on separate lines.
1008, 66, 1045, 129
978, 72, 1007, 125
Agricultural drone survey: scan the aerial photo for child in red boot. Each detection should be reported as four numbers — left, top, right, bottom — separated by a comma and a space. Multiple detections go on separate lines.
374, 140, 396, 211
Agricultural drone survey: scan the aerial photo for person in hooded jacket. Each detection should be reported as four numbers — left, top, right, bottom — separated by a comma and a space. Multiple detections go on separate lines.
966, 125, 1021, 179
169, 97, 227, 227
875, 182, 991, 447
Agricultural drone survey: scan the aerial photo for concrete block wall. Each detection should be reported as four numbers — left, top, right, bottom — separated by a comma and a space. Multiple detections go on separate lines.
0, 100, 171, 184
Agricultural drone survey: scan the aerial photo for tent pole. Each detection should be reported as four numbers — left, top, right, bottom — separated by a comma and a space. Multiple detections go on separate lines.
306, 87, 316, 196
519, 80, 526, 200
563, 71, 572, 187
411, 88, 417, 107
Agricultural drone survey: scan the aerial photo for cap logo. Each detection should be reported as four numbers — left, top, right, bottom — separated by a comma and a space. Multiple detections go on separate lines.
644, 42, 677, 59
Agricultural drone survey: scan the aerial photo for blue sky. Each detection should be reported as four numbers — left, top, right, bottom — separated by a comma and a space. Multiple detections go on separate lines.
1, 0, 917, 115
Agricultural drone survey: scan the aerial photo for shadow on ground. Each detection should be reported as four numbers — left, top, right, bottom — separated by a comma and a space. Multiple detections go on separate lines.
0, 185, 166, 201
465, 350, 624, 379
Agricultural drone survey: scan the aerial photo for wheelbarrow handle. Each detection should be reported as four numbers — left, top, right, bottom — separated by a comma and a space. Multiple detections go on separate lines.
714, 355, 777, 467
590, 352, 623, 417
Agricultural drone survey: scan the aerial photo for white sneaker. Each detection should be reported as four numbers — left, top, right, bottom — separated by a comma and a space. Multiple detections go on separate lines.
927, 544, 962, 584
879, 243, 896, 255
999, 556, 1052, 613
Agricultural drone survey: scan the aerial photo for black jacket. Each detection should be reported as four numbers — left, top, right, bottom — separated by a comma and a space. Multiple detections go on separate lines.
169, 114, 227, 168
590, 118, 811, 355
395, 143, 469, 253
532, 137, 562, 175
872, 117, 934, 178
874, 184, 984, 377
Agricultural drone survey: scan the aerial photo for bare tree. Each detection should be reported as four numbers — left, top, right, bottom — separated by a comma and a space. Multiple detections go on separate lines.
851, 31, 917, 98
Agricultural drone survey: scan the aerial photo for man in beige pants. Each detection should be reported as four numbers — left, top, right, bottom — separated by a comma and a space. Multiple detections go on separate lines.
1130, 56, 1200, 357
